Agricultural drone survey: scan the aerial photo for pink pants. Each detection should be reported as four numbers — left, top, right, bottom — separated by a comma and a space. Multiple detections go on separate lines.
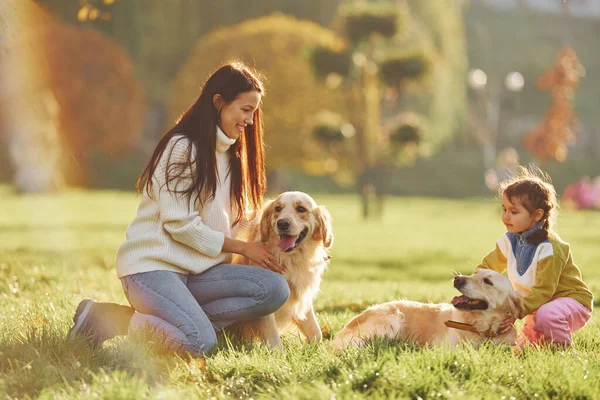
519, 297, 592, 347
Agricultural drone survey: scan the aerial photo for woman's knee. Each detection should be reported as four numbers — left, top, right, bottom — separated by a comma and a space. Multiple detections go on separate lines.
260, 272, 290, 313
273, 273, 290, 305
130, 313, 218, 355
185, 327, 218, 356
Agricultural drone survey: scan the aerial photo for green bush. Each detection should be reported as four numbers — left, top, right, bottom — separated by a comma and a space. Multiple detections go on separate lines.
338, 4, 401, 42
311, 47, 352, 78
379, 53, 430, 87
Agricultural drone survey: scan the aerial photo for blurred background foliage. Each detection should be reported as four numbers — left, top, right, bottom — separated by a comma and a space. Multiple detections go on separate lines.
168, 14, 351, 174
0, 1, 143, 189
0, 0, 598, 197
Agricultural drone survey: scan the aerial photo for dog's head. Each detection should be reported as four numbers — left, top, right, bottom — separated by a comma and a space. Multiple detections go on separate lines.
452, 269, 523, 318
260, 191, 333, 253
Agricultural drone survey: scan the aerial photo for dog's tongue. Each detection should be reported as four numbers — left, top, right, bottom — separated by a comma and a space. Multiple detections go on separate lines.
278, 235, 298, 252
451, 295, 469, 306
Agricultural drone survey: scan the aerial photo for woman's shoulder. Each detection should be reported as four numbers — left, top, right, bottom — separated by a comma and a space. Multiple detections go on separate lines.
167, 134, 192, 150
163, 134, 197, 159
152, 135, 197, 172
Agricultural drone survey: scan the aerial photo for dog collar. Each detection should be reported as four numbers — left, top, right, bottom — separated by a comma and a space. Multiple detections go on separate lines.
444, 320, 497, 338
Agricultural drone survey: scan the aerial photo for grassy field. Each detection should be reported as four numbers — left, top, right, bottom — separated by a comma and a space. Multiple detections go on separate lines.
1, 186, 599, 399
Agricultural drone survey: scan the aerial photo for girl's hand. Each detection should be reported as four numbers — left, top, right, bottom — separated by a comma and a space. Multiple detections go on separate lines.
242, 241, 283, 274
499, 315, 517, 334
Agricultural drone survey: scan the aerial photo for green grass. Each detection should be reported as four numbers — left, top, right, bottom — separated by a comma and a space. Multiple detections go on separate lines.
1, 186, 599, 399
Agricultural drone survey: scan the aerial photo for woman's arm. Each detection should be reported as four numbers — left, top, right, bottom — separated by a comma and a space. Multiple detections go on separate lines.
155, 138, 225, 258
153, 137, 282, 273
222, 237, 282, 273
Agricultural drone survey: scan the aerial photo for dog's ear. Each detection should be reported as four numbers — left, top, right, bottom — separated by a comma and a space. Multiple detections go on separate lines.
260, 200, 275, 242
312, 206, 333, 248
505, 293, 525, 319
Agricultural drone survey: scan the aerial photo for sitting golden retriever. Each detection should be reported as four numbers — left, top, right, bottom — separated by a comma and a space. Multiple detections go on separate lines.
233, 191, 333, 348
331, 269, 523, 350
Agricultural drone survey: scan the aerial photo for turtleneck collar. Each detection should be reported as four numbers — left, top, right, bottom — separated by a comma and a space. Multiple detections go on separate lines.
506, 221, 543, 243
521, 221, 543, 239
216, 126, 237, 154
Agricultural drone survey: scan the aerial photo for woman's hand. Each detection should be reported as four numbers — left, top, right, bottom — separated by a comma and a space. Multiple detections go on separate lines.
499, 315, 517, 334
242, 241, 284, 274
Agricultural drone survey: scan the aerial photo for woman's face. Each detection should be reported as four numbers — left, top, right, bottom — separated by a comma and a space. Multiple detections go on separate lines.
216, 90, 261, 140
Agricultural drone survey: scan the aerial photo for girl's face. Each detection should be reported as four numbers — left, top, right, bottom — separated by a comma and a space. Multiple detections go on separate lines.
216, 90, 261, 140
501, 194, 542, 233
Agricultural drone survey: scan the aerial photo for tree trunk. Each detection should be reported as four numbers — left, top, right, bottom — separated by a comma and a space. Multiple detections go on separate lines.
356, 58, 381, 219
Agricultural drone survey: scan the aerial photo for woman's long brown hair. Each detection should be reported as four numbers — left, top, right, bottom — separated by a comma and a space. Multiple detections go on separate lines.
136, 62, 267, 225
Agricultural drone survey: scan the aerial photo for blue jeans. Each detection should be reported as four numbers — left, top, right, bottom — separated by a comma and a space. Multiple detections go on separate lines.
120, 264, 289, 356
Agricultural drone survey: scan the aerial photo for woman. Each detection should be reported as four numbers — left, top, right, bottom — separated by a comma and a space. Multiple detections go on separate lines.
68, 62, 289, 356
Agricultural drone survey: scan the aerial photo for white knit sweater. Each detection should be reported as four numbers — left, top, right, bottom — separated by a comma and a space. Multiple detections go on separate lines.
115, 127, 247, 278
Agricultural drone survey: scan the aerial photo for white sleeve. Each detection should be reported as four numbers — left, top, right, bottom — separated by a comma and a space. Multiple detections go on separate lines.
235, 209, 259, 242
154, 137, 224, 258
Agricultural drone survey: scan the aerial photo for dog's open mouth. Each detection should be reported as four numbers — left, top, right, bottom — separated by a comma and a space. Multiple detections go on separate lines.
277, 228, 308, 253
451, 295, 488, 310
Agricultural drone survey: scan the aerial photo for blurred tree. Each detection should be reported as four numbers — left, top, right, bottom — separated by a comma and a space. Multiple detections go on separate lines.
35, 0, 344, 107
465, 3, 600, 130
405, 0, 468, 146
0, 0, 64, 193
523, 46, 584, 163
26, 0, 470, 193
35, 0, 348, 153
168, 14, 350, 173
44, 25, 144, 184
310, 2, 432, 218
0, 1, 143, 188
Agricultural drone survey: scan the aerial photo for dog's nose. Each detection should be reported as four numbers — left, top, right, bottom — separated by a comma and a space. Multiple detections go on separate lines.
454, 276, 466, 288
277, 219, 291, 231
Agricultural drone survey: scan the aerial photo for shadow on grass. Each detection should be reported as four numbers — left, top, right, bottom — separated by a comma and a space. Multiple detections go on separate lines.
0, 326, 171, 399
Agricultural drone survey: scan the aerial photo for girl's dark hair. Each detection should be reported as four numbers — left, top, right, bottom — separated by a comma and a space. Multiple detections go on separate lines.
500, 166, 559, 244
136, 62, 267, 225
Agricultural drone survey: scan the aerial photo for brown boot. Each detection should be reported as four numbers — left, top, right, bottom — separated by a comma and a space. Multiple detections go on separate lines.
67, 299, 134, 347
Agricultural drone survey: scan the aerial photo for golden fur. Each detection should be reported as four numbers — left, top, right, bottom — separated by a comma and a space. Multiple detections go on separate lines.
233, 191, 333, 347
332, 269, 524, 350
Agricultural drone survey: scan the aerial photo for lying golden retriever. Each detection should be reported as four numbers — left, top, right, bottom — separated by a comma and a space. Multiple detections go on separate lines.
233, 191, 333, 348
331, 269, 523, 350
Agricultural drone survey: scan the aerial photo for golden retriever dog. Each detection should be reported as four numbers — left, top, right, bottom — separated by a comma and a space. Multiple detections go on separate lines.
233, 191, 333, 348
331, 269, 523, 350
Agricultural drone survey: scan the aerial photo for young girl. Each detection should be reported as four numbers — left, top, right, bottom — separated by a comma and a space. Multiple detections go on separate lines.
477, 168, 593, 347
67, 62, 290, 356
